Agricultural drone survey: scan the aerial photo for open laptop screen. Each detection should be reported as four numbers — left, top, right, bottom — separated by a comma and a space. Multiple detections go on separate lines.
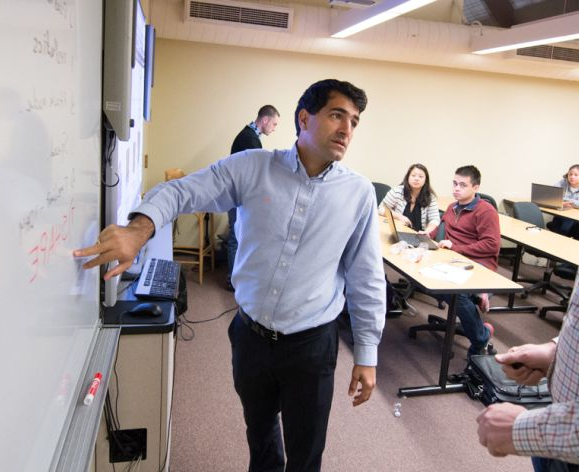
531, 183, 565, 210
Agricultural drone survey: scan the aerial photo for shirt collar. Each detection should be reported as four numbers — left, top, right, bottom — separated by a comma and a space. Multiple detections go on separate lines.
454, 194, 480, 213
286, 143, 338, 180
248, 121, 261, 137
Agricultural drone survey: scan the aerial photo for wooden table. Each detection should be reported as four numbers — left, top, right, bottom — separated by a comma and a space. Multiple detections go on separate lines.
380, 219, 523, 397
495, 213, 579, 311
502, 197, 579, 221
498, 213, 579, 266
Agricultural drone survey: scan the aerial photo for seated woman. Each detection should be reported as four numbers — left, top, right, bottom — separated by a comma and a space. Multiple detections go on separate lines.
379, 163, 440, 234
548, 164, 579, 239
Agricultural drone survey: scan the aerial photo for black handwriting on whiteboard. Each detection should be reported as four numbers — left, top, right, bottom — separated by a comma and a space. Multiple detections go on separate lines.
32, 30, 67, 65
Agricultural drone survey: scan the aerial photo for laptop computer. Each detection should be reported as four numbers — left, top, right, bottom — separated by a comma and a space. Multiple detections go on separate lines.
531, 183, 568, 211
383, 206, 438, 250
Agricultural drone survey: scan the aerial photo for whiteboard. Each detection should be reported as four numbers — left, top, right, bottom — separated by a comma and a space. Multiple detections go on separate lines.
0, 0, 102, 470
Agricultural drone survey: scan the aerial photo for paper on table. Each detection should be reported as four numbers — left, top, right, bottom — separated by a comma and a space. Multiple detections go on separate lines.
419, 263, 473, 285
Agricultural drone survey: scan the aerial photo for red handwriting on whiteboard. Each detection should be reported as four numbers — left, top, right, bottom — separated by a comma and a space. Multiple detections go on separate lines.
28, 200, 76, 283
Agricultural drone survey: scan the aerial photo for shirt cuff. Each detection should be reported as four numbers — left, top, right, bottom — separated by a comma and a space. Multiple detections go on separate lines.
513, 408, 547, 457
353, 344, 378, 366
129, 203, 166, 235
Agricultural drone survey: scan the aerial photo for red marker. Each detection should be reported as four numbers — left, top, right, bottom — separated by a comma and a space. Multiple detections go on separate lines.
83, 372, 103, 406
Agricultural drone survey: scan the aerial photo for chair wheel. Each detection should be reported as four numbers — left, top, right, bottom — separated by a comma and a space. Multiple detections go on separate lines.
521, 292, 528, 299
408, 329, 417, 339
437, 301, 446, 309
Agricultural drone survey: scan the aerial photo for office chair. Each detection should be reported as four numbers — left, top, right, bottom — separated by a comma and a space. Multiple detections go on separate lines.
476, 192, 515, 266
372, 182, 391, 208
511, 202, 568, 300
164, 168, 215, 284
539, 262, 577, 319
477, 192, 498, 210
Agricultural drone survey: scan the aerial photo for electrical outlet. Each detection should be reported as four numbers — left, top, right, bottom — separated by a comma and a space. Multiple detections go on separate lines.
109, 428, 147, 463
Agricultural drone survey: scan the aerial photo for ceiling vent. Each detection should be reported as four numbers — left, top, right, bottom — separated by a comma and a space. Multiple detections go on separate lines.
328, 0, 376, 8
185, 0, 293, 31
515, 44, 579, 64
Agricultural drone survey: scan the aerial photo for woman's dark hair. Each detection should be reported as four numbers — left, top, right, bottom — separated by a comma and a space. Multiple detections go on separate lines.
294, 79, 367, 136
401, 163, 436, 209
564, 164, 579, 180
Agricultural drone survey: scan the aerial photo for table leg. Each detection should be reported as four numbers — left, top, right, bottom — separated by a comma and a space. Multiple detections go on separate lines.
398, 295, 465, 397
489, 244, 537, 313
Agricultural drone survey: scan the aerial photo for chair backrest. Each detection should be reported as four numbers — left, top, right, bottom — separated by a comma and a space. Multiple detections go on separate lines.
165, 167, 186, 181
434, 221, 446, 242
372, 182, 391, 207
512, 202, 545, 228
477, 192, 497, 210
554, 262, 577, 280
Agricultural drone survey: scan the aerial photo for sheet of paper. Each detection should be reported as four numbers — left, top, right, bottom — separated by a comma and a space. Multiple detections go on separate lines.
419, 263, 473, 285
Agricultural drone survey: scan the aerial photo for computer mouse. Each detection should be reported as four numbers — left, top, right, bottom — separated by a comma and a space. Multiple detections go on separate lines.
127, 302, 163, 317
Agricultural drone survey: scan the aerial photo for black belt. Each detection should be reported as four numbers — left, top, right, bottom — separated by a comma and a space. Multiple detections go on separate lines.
238, 307, 333, 342
238, 308, 282, 341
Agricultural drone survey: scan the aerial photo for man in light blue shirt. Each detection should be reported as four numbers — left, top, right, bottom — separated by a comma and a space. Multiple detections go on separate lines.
76, 79, 386, 472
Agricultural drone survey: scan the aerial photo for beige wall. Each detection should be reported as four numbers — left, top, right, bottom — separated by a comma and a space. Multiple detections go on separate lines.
147, 38, 579, 206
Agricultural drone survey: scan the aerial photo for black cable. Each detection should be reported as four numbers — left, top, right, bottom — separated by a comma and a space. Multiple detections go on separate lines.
176, 306, 238, 342
101, 120, 120, 187
104, 311, 145, 470
183, 306, 238, 324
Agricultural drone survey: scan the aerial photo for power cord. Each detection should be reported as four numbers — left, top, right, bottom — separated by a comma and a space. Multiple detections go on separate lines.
101, 117, 119, 188
176, 306, 238, 341
102, 312, 145, 471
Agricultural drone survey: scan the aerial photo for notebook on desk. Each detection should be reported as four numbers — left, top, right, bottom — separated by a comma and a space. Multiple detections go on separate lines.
383, 207, 438, 250
531, 183, 568, 211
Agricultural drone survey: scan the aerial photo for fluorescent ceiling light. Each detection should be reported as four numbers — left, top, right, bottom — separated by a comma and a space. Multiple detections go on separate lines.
331, 0, 437, 39
472, 11, 579, 54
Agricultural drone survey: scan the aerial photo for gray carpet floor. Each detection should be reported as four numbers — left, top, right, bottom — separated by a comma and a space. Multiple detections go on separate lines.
169, 258, 569, 471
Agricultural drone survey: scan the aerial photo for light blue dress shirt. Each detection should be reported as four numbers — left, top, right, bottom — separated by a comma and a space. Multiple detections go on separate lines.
134, 145, 386, 365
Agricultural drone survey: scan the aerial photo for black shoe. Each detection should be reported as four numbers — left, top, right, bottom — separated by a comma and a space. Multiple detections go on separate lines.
467, 342, 497, 360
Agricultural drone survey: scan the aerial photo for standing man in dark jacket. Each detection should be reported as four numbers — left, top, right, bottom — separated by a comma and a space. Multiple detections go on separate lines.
231, 105, 280, 154
227, 105, 280, 289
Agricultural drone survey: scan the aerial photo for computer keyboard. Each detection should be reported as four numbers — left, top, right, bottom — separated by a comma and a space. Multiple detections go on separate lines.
398, 232, 439, 250
134, 258, 180, 300
398, 232, 422, 247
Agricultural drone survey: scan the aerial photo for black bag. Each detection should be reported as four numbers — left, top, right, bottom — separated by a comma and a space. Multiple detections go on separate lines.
463, 355, 552, 409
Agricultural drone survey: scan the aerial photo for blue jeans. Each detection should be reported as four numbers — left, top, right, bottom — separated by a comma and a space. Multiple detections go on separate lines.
227, 208, 238, 278
549, 216, 579, 239
228, 313, 338, 472
533, 456, 579, 472
439, 293, 489, 355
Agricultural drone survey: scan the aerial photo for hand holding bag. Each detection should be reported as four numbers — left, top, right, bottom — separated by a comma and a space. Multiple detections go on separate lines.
463, 355, 552, 409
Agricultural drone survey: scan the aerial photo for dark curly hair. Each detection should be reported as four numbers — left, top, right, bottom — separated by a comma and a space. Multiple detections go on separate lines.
294, 79, 367, 137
